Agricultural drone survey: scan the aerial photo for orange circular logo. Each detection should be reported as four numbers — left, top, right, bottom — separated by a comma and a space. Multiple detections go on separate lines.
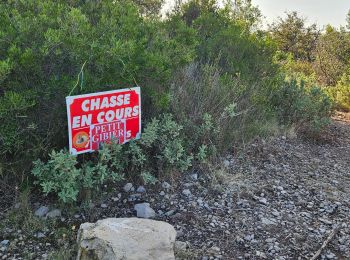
73, 131, 89, 149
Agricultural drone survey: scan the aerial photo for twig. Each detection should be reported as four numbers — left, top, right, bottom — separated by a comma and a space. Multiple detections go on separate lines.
309, 226, 339, 260
68, 61, 87, 96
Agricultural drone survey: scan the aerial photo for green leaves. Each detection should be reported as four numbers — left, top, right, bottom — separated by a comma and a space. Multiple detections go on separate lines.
0, 59, 12, 83
271, 80, 332, 133
31, 147, 123, 203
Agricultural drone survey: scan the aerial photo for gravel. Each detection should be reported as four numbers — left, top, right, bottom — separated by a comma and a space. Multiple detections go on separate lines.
1, 113, 350, 259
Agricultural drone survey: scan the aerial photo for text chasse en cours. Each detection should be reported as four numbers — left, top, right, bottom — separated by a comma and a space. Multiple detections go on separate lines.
72, 93, 140, 128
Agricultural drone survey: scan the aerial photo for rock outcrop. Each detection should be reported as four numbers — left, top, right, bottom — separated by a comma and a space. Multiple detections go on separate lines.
76, 218, 176, 260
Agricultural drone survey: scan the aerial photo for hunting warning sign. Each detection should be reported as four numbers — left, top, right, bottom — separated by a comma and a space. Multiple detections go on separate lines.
66, 87, 141, 155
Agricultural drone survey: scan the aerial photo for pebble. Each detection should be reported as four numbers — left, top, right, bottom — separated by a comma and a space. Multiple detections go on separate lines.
223, 160, 230, 168
136, 186, 146, 193
165, 210, 175, 216
123, 183, 134, 192
259, 197, 268, 205
319, 218, 333, 225
175, 241, 188, 251
34, 206, 49, 218
261, 217, 277, 225
4, 124, 350, 259
134, 203, 156, 219
190, 173, 198, 180
162, 182, 171, 189
46, 209, 61, 218
35, 232, 46, 238
0, 241, 8, 247
182, 189, 192, 196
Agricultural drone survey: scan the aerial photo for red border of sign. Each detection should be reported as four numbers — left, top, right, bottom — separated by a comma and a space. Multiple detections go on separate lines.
66, 87, 141, 155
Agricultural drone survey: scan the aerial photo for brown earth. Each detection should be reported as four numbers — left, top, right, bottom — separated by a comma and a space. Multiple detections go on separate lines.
0, 112, 349, 259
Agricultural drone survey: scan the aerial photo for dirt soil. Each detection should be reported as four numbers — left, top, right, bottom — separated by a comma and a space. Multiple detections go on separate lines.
0, 112, 349, 260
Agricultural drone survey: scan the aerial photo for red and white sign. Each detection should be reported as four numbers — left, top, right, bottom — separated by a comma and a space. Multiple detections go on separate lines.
66, 87, 141, 155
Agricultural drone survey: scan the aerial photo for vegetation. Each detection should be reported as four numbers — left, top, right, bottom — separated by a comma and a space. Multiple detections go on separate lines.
0, 0, 348, 203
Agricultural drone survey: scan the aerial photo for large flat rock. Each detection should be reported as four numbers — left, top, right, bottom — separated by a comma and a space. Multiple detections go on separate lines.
76, 218, 176, 260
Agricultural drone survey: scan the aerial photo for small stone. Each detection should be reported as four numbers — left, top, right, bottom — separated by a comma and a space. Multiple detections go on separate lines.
46, 209, 61, 218
326, 252, 336, 259
244, 234, 254, 241
176, 230, 184, 238
261, 217, 277, 225
175, 241, 188, 251
162, 182, 171, 190
259, 198, 268, 205
319, 218, 332, 225
190, 173, 198, 180
123, 183, 134, 192
134, 203, 156, 219
182, 189, 191, 196
223, 160, 230, 168
265, 238, 275, 243
0, 241, 8, 247
274, 212, 282, 219
136, 186, 146, 193
256, 251, 267, 258
128, 194, 142, 201
211, 246, 220, 252
35, 232, 46, 238
34, 206, 49, 218
165, 210, 175, 217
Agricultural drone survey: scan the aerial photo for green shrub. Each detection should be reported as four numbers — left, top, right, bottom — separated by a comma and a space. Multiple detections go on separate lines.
332, 84, 350, 111
2, 0, 335, 189
32, 147, 123, 203
170, 62, 279, 153
31, 114, 195, 203
272, 80, 332, 133
0, 0, 196, 177
327, 70, 350, 111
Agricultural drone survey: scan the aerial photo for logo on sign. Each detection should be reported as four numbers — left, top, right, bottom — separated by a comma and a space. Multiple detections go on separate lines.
66, 87, 141, 155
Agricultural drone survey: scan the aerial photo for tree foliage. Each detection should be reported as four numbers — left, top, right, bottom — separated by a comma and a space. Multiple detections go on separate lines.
0, 0, 335, 189
270, 12, 320, 62
313, 25, 350, 86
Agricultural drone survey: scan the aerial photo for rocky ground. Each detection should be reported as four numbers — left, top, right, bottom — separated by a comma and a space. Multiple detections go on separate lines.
0, 112, 349, 260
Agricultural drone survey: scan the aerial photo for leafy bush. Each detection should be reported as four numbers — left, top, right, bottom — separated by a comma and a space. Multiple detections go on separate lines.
32, 146, 124, 203
31, 114, 196, 202
327, 69, 350, 111
332, 84, 350, 111
0, 0, 196, 175
2, 0, 335, 192
170, 62, 279, 154
272, 80, 332, 133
